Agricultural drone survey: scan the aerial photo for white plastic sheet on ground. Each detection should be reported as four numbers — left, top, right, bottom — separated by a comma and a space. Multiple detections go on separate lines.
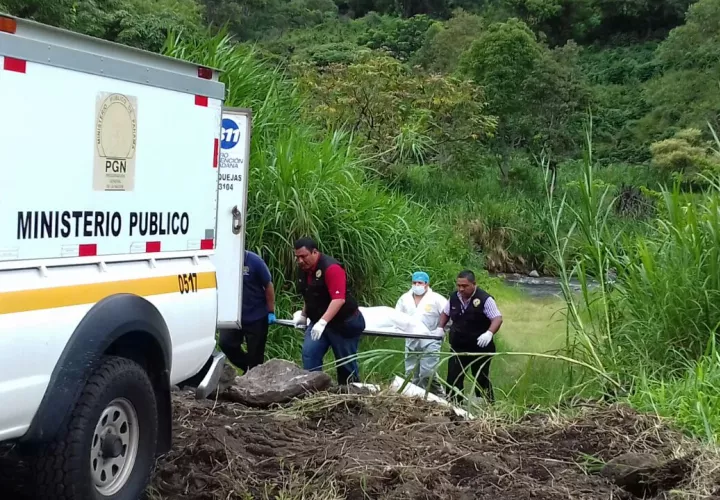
292, 306, 442, 339
349, 377, 474, 420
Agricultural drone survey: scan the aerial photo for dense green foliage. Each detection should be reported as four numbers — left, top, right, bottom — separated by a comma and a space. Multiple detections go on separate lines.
4, 0, 205, 51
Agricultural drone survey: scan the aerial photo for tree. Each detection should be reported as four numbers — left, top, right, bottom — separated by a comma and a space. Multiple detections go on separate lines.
593, 0, 693, 41
459, 18, 542, 115
296, 53, 496, 172
334, 0, 454, 18
4, 0, 206, 52
200, 0, 338, 41
358, 14, 435, 61
520, 41, 590, 155
637, 0, 720, 141
414, 9, 485, 73
655, 0, 720, 71
504, 0, 601, 45
458, 18, 589, 178
2, 0, 74, 26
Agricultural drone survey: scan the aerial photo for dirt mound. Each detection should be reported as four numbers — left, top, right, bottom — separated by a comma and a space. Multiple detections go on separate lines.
148, 391, 716, 500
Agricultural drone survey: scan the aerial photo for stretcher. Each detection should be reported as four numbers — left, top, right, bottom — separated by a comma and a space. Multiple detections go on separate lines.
275, 306, 445, 340
275, 319, 443, 340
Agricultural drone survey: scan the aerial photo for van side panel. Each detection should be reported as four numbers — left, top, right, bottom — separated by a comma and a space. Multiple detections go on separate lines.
0, 46, 221, 262
0, 256, 217, 442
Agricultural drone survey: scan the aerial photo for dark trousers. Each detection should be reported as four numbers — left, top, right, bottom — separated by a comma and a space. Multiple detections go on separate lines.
218, 317, 268, 373
302, 311, 365, 385
447, 340, 495, 404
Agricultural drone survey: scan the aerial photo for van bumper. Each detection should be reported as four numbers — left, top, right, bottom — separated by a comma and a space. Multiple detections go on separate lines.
194, 350, 227, 400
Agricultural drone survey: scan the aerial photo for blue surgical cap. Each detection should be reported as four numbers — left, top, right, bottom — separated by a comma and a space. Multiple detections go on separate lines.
412, 271, 430, 283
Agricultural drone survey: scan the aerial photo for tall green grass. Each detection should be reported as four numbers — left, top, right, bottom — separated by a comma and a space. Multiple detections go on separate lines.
545, 118, 720, 441
630, 340, 720, 443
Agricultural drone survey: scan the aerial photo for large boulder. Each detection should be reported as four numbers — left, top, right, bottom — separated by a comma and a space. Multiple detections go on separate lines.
222, 359, 332, 407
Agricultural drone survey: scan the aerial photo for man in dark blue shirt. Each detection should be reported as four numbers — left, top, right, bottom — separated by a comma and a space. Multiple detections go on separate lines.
219, 250, 276, 373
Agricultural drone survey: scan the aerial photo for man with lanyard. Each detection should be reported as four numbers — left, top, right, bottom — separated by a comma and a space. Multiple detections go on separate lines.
439, 269, 503, 404
293, 237, 366, 384
395, 271, 447, 397
218, 250, 276, 373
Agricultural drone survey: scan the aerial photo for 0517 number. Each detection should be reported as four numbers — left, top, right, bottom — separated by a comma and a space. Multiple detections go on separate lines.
178, 273, 198, 294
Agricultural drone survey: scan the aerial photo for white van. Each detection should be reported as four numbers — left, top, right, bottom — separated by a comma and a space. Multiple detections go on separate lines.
0, 13, 250, 499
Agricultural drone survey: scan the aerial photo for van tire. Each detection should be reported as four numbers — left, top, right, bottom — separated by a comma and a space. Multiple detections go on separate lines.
33, 356, 159, 500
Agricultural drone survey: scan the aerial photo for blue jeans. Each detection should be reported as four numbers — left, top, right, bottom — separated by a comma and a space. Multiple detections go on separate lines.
302, 311, 365, 384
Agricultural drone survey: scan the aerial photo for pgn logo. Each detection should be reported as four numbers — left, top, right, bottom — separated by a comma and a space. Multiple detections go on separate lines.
221, 118, 240, 150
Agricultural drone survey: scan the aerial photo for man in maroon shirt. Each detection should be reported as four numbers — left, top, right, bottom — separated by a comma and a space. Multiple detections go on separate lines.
293, 237, 366, 384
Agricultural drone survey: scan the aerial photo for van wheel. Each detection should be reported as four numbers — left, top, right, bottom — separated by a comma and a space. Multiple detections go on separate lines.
34, 356, 159, 500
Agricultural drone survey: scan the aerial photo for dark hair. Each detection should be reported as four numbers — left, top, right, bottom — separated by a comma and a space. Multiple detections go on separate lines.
457, 269, 476, 283
294, 237, 318, 252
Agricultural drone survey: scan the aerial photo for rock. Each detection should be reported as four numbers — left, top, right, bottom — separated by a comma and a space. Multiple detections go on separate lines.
528, 270, 540, 278
601, 453, 662, 497
216, 363, 239, 394
600, 452, 694, 497
606, 268, 618, 283
222, 359, 332, 407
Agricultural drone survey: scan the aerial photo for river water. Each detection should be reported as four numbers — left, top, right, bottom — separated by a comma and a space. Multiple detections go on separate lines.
490, 272, 599, 299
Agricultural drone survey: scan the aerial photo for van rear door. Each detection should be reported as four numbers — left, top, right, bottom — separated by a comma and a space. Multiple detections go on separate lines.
213, 107, 251, 329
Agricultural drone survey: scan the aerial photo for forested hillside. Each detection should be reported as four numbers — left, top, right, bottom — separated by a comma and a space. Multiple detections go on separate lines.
3, 0, 718, 276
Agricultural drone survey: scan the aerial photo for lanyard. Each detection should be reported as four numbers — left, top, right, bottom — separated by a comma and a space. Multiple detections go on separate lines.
457, 292, 472, 314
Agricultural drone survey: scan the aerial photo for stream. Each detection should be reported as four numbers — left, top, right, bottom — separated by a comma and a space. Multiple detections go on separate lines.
491, 272, 599, 299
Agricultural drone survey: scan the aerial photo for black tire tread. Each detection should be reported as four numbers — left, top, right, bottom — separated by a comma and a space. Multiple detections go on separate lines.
33, 356, 157, 500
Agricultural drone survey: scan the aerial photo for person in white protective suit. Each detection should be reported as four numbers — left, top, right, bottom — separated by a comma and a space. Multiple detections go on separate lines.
394, 271, 448, 396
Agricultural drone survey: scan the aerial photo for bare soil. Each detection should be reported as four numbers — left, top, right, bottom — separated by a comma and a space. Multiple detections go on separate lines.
1, 390, 716, 499
147, 390, 718, 500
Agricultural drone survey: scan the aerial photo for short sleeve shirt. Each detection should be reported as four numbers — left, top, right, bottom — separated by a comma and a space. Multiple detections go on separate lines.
241, 251, 272, 325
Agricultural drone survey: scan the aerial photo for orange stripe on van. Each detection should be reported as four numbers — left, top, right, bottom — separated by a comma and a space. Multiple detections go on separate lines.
0, 272, 216, 315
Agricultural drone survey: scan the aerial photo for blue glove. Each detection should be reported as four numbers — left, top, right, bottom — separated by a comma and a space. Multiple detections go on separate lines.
268, 312, 277, 324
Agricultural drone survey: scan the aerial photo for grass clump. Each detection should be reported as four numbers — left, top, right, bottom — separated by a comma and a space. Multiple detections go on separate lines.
545, 118, 720, 442
629, 342, 720, 443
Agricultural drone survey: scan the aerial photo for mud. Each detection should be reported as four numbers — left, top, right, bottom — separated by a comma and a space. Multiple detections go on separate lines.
148, 391, 712, 500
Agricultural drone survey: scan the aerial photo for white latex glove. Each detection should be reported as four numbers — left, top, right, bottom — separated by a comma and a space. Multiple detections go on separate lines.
433, 327, 445, 338
311, 319, 327, 341
294, 314, 307, 329
477, 331, 493, 348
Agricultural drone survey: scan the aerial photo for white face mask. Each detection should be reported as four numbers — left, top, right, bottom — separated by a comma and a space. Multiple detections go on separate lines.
412, 285, 426, 296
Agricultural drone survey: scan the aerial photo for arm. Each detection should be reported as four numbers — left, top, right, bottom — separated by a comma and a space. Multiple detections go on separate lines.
259, 259, 275, 313
320, 264, 347, 324
293, 270, 308, 327
265, 282, 275, 313
322, 299, 345, 323
484, 297, 503, 334
439, 300, 450, 329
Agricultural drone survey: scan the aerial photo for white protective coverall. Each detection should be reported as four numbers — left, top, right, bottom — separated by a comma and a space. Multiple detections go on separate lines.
395, 288, 448, 395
